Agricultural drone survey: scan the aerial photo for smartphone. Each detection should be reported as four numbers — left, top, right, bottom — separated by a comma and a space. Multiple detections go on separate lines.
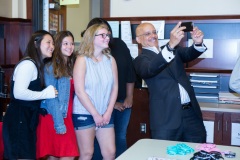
180, 22, 194, 32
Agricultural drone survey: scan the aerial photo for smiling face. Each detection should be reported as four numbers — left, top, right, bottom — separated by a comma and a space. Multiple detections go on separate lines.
40, 34, 55, 59
94, 28, 110, 51
61, 36, 74, 59
136, 23, 159, 48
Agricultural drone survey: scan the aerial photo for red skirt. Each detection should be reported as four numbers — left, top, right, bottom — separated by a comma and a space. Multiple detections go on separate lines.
36, 80, 79, 158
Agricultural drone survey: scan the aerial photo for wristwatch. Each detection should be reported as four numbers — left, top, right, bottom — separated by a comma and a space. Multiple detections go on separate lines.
166, 42, 175, 52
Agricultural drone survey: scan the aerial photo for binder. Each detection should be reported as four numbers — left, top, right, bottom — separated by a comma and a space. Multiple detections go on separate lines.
189, 73, 220, 103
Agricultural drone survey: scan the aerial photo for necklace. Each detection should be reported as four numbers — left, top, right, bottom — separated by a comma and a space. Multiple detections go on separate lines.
93, 54, 102, 62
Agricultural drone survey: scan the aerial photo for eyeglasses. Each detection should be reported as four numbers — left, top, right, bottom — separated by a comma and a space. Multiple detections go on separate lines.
95, 33, 111, 39
137, 30, 158, 37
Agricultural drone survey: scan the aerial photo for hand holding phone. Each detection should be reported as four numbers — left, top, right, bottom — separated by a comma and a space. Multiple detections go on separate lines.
180, 22, 194, 32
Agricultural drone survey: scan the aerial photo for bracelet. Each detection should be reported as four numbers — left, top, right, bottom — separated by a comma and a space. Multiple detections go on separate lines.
224, 151, 236, 158
196, 143, 220, 152
191, 150, 224, 160
166, 42, 175, 52
167, 143, 194, 155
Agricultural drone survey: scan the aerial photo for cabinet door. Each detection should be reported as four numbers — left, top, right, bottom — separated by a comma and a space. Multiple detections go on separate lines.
223, 112, 240, 146
202, 111, 223, 145
49, 6, 66, 35
127, 88, 151, 147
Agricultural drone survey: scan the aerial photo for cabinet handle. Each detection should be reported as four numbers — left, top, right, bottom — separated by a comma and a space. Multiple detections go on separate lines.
218, 121, 220, 131
225, 121, 228, 131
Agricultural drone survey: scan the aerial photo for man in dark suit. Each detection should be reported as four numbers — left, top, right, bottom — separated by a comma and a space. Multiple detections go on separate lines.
133, 22, 207, 143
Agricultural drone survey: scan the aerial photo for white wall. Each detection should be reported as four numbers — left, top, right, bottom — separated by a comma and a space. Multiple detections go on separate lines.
0, 0, 26, 18
12, 0, 19, 18
110, 0, 240, 17
17, 0, 27, 19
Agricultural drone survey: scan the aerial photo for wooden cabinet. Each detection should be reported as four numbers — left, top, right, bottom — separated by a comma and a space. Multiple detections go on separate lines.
202, 110, 240, 146
48, 2, 66, 35
127, 88, 151, 147
127, 89, 240, 147
0, 17, 32, 66
0, 17, 32, 111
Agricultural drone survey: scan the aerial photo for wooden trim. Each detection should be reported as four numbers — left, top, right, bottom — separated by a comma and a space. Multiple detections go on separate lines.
104, 15, 240, 21
27, 0, 32, 19
49, 5, 66, 32
103, 15, 240, 74
0, 65, 15, 68
202, 111, 216, 121
214, 112, 224, 145
100, 0, 240, 20
0, 17, 31, 23
59, 6, 66, 30
102, 0, 110, 18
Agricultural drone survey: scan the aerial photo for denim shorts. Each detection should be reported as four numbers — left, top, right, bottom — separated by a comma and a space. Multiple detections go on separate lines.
72, 114, 114, 130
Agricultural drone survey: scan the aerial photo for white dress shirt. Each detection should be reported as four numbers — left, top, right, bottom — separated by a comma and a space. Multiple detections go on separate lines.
143, 44, 206, 104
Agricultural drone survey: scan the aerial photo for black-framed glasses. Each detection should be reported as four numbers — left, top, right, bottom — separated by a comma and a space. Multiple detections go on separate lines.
95, 33, 111, 39
137, 30, 158, 37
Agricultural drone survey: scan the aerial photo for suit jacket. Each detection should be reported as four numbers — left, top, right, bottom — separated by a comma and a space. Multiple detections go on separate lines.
133, 45, 205, 131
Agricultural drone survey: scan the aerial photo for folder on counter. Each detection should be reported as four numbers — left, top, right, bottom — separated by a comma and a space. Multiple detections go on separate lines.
193, 87, 220, 94
190, 79, 218, 84
196, 93, 219, 103
189, 72, 224, 103
196, 93, 218, 98
190, 77, 219, 81
219, 91, 240, 104
219, 91, 240, 99
197, 98, 219, 103
190, 74, 219, 82
218, 100, 240, 104
190, 73, 219, 77
191, 85, 217, 88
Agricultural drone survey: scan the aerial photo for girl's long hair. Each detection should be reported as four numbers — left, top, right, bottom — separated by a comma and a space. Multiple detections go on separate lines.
77, 24, 110, 58
24, 30, 53, 88
50, 31, 75, 78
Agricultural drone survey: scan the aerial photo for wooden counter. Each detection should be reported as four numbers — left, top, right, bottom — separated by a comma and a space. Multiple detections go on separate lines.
127, 89, 240, 147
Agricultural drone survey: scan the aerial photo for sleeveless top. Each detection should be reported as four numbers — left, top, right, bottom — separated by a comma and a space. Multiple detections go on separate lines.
73, 55, 114, 115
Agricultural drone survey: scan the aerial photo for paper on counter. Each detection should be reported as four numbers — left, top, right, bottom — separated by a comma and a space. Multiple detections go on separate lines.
191, 85, 217, 88
189, 73, 218, 77
190, 79, 218, 84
